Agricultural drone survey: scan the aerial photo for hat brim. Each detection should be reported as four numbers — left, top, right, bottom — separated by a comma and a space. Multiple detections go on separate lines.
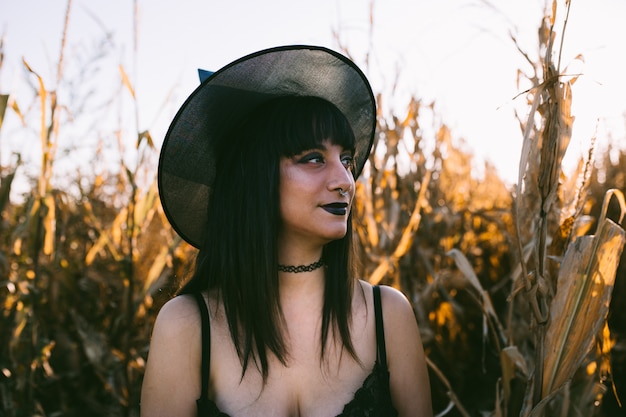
158, 45, 376, 248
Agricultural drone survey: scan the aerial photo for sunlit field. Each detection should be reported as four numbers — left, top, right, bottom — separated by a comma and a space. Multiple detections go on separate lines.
1, 1, 626, 416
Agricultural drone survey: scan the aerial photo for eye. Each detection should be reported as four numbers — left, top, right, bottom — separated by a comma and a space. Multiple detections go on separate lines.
297, 152, 324, 165
341, 154, 354, 169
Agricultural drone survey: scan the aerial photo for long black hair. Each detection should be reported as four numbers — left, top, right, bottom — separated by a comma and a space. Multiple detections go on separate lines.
178, 95, 359, 381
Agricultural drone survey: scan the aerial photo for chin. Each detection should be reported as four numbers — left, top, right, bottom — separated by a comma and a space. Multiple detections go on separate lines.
322, 228, 348, 242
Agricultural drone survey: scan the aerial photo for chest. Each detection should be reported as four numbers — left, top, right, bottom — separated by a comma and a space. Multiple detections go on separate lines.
207, 310, 377, 416
213, 359, 374, 416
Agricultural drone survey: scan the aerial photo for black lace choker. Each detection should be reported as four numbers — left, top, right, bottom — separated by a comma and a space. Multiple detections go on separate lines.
278, 259, 324, 273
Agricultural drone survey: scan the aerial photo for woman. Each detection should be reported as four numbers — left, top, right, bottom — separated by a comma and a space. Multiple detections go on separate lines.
141, 45, 432, 417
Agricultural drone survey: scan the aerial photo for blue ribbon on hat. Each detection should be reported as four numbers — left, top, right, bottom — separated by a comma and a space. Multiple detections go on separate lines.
198, 69, 214, 83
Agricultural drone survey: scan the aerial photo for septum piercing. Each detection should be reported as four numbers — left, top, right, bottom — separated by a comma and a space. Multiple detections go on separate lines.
338, 188, 349, 197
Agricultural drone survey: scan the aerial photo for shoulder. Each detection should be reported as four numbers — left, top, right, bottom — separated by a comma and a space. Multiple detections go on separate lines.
370, 284, 418, 350
140, 294, 204, 417
357, 281, 414, 324
149, 293, 209, 367
154, 293, 203, 329
355, 281, 418, 352
378, 284, 414, 316
361, 282, 433, 416
148, 294, 205, 347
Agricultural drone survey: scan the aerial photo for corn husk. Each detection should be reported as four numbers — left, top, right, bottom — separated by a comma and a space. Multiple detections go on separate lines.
542, 189, 626, 397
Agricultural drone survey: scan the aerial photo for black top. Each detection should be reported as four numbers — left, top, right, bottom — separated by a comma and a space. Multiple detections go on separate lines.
193, 285, 398, 417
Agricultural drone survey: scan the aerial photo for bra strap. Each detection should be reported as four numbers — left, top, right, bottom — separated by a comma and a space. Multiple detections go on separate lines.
372, 285, 388, 371
193, 292, 211, 406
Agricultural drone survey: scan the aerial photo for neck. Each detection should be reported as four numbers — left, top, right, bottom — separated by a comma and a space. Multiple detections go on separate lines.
278, 258, 324, 273
279, 266, 326, 312
277, 235, 324, 269
278, 251, 325, 293
276, 237, 326, 294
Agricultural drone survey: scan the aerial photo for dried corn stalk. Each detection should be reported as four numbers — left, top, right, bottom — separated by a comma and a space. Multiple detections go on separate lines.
542, 189, 626, 397
369, 169, 431, 285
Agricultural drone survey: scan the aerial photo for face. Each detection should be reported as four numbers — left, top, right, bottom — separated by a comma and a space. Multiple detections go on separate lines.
278, 140, 355, 246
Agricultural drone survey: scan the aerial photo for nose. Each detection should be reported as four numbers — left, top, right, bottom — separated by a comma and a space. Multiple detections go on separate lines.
328, 156, 355, 197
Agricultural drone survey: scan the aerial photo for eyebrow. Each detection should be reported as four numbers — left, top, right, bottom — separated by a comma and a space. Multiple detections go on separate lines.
292, 141, 354, 157
309, 142, 354, 152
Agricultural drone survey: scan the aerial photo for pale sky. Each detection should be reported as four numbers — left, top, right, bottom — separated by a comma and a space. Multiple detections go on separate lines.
1, 0, 625, 186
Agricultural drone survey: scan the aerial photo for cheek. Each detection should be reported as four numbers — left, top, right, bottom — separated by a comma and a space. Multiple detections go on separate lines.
278, 175, 300, 220
278, 194, 303, 230
278, 172, 297, 203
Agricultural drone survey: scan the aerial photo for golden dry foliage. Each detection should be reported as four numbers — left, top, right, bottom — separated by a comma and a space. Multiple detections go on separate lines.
502, 1, 624, 416
352, 80, 515, 415
351, 1, 626, 416
353, 96, 433, 288
2, 1, 626, 416
0, 2, 194, 415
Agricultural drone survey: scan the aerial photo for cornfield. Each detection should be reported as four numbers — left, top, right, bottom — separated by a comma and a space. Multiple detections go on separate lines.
1, 1, 625, 416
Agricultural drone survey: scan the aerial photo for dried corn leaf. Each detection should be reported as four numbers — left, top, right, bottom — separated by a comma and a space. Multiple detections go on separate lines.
10, 98, 25, 126
542, 190, 626, 396
84, 203, 125, 265
134, 182, 158, 233
516, 86, 541, 188
12, 197, 42, 256
0, 94, 8, 131
140, 235, 181, 300
501, 345, 529, 400
446, 248, 505, 341
119, 64, 136, 99
137, 129, 154, 149
70, 310, 117, 374
369, 170, 430, 285
0, 159, 19, 213
43, 194, 56, 255
22, 58, 48, 150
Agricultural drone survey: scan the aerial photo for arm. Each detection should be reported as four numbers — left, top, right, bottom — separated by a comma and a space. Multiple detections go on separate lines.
380, 285, 433, 417
140, 295, 202, 417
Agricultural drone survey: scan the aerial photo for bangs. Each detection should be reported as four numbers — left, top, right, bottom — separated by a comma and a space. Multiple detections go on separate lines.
264, 96, 356, 158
